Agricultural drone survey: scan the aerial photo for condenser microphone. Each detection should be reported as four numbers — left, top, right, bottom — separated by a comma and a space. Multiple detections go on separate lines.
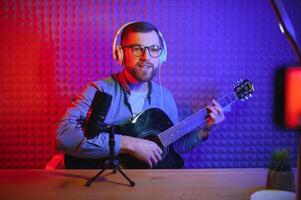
83, 90, 112, 139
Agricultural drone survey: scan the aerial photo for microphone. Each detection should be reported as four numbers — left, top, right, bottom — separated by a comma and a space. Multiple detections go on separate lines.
81, 90, 112, 139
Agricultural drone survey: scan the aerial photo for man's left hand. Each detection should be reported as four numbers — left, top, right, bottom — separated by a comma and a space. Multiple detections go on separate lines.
206, 99, 225, 125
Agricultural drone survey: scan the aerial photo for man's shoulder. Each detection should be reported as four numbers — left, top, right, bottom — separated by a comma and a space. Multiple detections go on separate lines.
91, 76, 116, 90
78, 76, 118, 96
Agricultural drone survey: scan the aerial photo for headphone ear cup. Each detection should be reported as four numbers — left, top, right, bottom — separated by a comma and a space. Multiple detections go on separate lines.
157, 30, 167, 63
115, 45, 124, 65
160, 50, 166, 63
159, 49, 167, 63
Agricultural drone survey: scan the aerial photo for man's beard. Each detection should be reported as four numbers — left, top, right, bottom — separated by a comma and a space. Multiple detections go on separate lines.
132, 62, 157, 82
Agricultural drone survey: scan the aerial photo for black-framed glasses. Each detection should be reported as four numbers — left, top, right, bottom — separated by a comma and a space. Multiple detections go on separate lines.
122, 45, 162, 58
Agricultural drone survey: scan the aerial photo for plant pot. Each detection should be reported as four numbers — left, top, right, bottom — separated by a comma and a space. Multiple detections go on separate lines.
266, 169, 295, 192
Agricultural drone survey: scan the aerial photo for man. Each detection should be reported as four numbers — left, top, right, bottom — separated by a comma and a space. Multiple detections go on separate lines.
56, 21, 225, 169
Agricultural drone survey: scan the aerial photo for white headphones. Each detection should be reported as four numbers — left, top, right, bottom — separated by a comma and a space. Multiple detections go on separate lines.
112, 21, 168, 65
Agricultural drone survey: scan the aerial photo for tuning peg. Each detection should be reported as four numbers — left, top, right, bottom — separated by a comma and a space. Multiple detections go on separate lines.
245, 96, 249, 100
233, 83, 236, 88
241, 98, 245, 102
249, 94, 252, 98
240, 79, 243, 83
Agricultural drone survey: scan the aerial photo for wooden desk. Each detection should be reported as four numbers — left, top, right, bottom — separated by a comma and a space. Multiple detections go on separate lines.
0, 169, 269, 200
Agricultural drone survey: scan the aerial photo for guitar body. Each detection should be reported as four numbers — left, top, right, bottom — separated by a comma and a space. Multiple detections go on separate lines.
117, 108, 184, 169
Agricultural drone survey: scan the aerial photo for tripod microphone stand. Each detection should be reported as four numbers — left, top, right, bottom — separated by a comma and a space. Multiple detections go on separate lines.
85, 123, 135, 187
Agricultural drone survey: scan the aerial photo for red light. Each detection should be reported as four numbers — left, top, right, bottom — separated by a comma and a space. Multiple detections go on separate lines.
285, 67, 301, 128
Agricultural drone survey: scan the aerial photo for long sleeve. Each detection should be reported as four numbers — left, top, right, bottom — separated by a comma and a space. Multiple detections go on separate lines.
56, 83, 121, 159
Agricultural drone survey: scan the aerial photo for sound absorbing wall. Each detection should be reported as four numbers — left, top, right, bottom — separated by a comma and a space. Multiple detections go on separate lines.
0, 0, 300, 168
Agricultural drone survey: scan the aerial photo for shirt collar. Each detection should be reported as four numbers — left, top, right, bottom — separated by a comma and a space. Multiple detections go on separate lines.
112, 70, 152, 103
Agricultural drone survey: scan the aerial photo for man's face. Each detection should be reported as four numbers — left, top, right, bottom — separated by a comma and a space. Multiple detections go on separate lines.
122, 31, 162, 83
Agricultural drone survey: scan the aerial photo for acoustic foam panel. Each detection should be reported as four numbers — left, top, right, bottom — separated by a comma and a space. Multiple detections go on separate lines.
0, 0, 300, 168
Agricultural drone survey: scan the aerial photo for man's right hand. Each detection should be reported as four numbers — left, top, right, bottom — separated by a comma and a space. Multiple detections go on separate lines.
120, 136, 162, 168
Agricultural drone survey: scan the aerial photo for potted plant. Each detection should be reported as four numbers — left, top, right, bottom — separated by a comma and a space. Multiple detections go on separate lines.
266, 148, 295, 192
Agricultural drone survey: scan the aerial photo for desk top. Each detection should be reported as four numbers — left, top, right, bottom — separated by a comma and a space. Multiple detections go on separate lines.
0, 168, 267, 200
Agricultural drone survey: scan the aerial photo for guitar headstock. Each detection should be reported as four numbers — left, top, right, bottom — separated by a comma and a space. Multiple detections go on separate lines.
233, 79, 255, 101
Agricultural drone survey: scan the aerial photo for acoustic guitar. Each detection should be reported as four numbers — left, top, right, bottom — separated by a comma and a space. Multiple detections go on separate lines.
115, 79, 254, 169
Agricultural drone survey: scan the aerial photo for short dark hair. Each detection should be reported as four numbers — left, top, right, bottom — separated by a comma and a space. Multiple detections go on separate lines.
120, 21, 164, 48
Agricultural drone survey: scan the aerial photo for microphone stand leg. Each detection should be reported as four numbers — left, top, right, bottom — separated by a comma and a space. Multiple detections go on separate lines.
85, 167, 106, 187
117, 166, 135, 187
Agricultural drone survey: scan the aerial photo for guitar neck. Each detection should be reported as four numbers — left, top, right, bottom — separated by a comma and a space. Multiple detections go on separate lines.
159, 92, 238, 147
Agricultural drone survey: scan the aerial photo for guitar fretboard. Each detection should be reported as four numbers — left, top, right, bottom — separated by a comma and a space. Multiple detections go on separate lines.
158, 92, 237, 147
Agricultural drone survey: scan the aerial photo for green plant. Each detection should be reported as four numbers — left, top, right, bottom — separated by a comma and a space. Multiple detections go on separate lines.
268, 149, 292, 172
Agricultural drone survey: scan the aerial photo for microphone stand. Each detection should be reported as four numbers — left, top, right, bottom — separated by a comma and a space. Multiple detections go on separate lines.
85, 122, 135, 187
